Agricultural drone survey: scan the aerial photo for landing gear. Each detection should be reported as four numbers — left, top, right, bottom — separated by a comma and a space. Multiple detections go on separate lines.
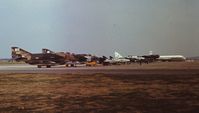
46, 65, 51, 68
65, 63, 76, 67
71, 64, 75, 67
37, 65, 51, 68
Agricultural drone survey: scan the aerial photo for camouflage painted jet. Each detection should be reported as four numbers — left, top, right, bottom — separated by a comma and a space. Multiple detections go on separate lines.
42, 48, 89, 67
11, 47, 66, 68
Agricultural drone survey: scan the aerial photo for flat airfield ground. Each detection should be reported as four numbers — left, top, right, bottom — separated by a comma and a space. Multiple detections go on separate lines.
0, 62, 199, 113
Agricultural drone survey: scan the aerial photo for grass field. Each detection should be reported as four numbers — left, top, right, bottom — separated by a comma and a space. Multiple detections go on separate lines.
0, 70, 199, 113
0, 60, 25, 65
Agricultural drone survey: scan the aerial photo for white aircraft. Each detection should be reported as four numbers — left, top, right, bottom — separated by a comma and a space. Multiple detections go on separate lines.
114, 52, 131, 63
158, 55, 186, 62
104, 52, 130, 65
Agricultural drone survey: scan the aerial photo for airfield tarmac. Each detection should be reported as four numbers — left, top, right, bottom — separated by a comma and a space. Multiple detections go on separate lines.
0, 61, 199, 74
0, 62, 199, 113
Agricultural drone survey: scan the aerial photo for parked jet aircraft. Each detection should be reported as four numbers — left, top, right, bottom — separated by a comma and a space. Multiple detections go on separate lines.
158, 55, 186, 62
42, 48, 96, 67
103, 52, 130, 65
12, 47, 66, 68
127, 51, 159, 64
114, 52, 131, 63
42, 48, 77, 62
141, 55, 160, 63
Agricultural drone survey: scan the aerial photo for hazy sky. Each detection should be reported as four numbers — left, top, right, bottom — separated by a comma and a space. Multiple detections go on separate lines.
0, 0, 199, 58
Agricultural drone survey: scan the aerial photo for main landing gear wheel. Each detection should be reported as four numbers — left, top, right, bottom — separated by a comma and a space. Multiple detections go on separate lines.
46, 65, 51, 68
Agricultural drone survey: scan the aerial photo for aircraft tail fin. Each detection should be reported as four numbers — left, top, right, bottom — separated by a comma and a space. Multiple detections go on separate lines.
11, 47, 32, 61
149, 51, 153, 55
114, 51, 123, 59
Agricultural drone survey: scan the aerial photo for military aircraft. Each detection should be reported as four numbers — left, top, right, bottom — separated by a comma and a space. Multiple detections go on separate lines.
128, 51, 186, 63
11, 47, 66, 68
103, 52, 130, 65
141, 55, 160, 63
42, 48, 91, 67
127, 51, 159, 64
158, 55, 186, 62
